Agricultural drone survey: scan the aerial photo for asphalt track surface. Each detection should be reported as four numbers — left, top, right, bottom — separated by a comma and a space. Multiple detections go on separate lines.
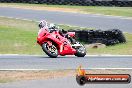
0, 55, 132, 69
0, 7, 132, 32
0, 76, 131, 88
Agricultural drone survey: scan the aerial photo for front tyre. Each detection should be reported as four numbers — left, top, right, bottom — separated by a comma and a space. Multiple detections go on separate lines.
42, 42, 58, 58
75, 44, 86, 57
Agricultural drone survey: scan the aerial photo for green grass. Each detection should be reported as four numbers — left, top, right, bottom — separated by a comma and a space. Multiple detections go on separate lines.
0, 79, 13, 83
0, 17, 41, 54
0, 17, 132, 55
88, 33, 132, 55
1, 3, 132, 17
0, 25, 41, 54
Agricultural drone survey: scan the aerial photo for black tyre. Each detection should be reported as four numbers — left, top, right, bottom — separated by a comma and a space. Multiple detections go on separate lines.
76, 75, 86, 86
111, 29, 126, 43
75, 44, 86, 57
117, 32, 126, 43
42, 42, 58, 58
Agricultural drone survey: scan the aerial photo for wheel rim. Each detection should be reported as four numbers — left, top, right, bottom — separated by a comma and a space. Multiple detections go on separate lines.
45, 43, 58, 55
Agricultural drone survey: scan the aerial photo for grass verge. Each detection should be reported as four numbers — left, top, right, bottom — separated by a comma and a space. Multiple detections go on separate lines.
0, 79, 13, 83
0, 3, 132, 17
88, 33, 132, 55
0, 70, 75, 83
0, 17, 132, 55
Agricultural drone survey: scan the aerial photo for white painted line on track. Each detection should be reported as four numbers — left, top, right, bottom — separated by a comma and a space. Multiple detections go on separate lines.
0, 69, 49, 71
0, 68, 132, 71
86, 55, 132, 57
0, 16, 38, 22
0, 54, 41, 57
84, 68, 132, 70
0, 54, 132, 57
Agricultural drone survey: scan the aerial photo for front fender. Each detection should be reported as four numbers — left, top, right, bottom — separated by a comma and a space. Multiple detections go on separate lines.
42, 35, 63, 50
46, 35, 62, 45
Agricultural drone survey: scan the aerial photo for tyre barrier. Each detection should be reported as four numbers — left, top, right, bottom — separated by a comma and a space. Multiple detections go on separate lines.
0, 0, 132, 7
68, 29, 126, 46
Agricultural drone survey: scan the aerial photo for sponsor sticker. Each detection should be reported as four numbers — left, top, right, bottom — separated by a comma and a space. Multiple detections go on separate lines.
76, 66, 131, 85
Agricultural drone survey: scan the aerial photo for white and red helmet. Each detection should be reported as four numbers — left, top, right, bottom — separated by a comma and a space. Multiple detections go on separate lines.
38, 20, 48, 29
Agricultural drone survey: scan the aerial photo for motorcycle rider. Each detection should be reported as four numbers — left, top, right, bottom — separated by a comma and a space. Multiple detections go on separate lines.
38, 20, 76, 44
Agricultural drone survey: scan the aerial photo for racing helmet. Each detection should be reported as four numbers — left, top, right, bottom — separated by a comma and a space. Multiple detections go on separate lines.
38, 20, 47, 29
49, 23, 60, 29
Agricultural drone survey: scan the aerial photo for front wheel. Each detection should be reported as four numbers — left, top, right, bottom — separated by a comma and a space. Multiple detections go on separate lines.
75, 43, 86, 57
42, 42, 58, 58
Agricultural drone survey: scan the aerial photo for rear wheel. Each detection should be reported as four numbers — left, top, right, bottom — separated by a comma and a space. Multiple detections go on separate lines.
42, 42, 58, 58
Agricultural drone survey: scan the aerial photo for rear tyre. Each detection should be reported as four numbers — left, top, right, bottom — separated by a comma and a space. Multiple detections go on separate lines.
42, 42, 58, 58
111, 29, 126, 43
117, 32, 126, 43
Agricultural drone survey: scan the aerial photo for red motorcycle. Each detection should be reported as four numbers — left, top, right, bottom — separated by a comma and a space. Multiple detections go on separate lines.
37, 20, 86, 58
